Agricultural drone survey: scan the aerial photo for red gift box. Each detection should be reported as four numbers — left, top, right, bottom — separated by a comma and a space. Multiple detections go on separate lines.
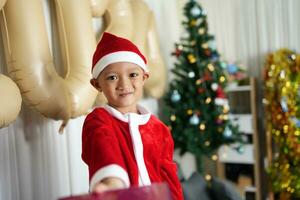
58, 183, 172, 200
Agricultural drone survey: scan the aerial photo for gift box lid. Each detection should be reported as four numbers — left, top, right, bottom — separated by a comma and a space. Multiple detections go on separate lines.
58, 183, 171, 200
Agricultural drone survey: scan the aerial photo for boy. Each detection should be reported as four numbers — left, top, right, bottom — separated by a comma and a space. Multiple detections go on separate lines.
82, 32, 183, 200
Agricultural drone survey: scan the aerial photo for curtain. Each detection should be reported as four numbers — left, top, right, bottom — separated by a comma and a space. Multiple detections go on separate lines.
1, 0, 300, 200
200, 0, 300, 75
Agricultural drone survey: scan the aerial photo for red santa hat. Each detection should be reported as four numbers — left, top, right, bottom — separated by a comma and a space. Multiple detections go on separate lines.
92, 32, 149, 79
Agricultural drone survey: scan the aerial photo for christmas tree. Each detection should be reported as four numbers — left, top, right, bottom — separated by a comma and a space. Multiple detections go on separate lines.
163, 0, 241, 172
264, 49, 300, 199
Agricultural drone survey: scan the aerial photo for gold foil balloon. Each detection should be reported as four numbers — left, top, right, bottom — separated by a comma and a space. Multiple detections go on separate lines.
0, 0, 6, 9
0, 0, 166, 132
90, 0, 109, 17
0, 0, 99, 130
0, 0, 21, 129
133, 1, 167, 98
0, 74, 22, 128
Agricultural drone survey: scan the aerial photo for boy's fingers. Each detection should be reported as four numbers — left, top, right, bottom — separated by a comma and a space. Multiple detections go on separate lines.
93, 183, 109, 193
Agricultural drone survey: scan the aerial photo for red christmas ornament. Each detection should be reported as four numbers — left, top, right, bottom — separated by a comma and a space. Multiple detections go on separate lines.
195, 110, 201, 115
216, 119, 223, 124
204, 49, 211, 56
198, 88, 205, 93
172, 48, 182, 58
203, 71, 212, 81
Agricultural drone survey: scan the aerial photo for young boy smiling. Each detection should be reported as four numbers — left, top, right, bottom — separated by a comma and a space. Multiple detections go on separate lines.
82, 32, 183, 200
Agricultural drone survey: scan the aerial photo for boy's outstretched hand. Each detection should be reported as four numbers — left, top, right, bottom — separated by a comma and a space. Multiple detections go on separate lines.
92, 177, 126, 193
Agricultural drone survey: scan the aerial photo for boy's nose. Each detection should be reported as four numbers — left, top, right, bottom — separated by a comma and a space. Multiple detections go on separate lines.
117, 77, 131, 90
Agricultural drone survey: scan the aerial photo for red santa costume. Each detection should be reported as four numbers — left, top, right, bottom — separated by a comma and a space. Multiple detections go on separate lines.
81, 32, 183, 200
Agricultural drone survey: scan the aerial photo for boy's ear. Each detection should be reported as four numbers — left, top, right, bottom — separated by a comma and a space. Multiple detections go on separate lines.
143, 72, 149, 81
90, 79, 102, 92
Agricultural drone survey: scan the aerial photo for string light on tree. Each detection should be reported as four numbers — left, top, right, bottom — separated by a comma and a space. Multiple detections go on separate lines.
205, 141, 210, 146
198, 28, 205, 35
170, 115, 176, 121
211, 83, 218, 91
196, 79, 202, 85
211, 154, 218, 161
202, 43, 209, 49
199, 123, 206, 131
207, 63, 215, 71
205, 174, 212, 181
205, 97, 212, 104
188, 71, 195, 78
219, 76, 226, 82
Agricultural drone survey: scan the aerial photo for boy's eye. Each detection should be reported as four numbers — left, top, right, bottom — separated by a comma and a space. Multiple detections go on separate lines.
130, 73, 139, 78
107, 75, 117, 80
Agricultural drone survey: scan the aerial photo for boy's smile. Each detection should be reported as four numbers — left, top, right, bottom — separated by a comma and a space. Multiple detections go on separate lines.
91, 62, 149, 114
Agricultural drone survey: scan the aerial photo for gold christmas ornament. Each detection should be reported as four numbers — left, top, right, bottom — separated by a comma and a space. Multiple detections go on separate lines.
187, 109, 193, 115
190, 19, 197, 26
188, 54, 197, 63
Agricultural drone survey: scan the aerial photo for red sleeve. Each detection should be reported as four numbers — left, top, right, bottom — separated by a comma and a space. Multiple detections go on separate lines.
81, 110, 128, 186
160, 125, 184, 200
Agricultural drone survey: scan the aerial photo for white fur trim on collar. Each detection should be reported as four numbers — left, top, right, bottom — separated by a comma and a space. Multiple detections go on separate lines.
103, 104, 151, 186
103, 104, 151, 124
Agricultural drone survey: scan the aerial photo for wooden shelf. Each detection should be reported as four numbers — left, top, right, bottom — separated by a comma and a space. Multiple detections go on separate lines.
218, 144, 254, 164
226, 85, 251, 92
217, 77, 262, 200
229, 114, 253, 134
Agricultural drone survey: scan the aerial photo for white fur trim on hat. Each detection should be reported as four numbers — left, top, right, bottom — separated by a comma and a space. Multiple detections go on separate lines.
92, 51, 149, 79
215, 98, 229, 106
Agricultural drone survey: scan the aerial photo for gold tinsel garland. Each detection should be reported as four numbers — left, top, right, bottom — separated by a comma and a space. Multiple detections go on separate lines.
264, 48, 300, 199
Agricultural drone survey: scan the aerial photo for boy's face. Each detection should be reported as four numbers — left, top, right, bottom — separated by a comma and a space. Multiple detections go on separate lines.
91, 62, 149, 113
